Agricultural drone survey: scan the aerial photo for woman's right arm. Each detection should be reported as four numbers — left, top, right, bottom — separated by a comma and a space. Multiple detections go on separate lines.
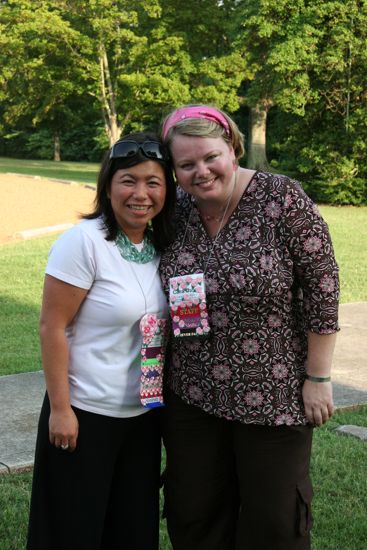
40, 274, 88, 452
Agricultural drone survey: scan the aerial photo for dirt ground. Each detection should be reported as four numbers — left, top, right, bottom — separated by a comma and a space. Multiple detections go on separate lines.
0, 173, 95, 244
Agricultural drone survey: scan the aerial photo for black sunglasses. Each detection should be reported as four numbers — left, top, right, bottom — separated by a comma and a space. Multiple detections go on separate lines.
109, 140, 168, 161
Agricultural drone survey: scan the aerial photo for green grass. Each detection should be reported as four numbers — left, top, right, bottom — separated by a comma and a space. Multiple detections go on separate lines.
0, 157, 99, 185
311, 406, 367, 550
0, 236, 55, 375
1, 407, 366, 549
0, 470, 172, 550
320, 205, 367, 303
0, 471, 32, 550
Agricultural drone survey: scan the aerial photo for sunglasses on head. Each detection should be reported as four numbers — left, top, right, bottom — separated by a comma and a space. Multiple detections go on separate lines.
109, 140, 168, 161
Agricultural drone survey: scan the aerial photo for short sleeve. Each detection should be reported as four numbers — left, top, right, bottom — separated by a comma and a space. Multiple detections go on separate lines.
280, 178, 339, 334
45, 224, 96, 289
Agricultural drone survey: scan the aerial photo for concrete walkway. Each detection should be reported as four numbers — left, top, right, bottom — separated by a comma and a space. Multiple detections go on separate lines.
1, 302, 366, 474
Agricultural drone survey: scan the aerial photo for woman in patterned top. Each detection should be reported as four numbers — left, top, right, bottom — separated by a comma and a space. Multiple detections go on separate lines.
159, 105, 339, 550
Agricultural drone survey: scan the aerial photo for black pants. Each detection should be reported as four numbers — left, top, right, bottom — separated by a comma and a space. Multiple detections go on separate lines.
162, 389, 313, 550
27, 394, 161, 550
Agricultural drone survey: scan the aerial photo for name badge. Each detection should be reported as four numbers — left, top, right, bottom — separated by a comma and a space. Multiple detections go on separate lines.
139, 314, 168, 408
169, 273, 210, 338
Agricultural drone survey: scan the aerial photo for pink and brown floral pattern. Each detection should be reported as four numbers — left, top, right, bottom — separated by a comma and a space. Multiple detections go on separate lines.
271, 362, 289, 379
213, 364, 232, 382
160, 172, 339, 426
303, 236, 322, 254
244, 390, 265, 408
242, 339, 260, 355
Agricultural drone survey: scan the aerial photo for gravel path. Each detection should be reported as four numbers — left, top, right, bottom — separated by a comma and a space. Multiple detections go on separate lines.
0, 173, 95, 244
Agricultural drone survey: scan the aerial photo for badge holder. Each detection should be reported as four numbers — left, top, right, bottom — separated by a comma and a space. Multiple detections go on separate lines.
139, 314, 168, 408
169, 273, 211, 338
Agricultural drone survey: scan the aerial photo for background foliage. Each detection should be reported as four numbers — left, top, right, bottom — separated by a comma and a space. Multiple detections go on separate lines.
0, 0, 366, 204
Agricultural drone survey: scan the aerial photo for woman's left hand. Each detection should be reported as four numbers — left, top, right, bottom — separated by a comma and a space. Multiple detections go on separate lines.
302, 379, 334, 426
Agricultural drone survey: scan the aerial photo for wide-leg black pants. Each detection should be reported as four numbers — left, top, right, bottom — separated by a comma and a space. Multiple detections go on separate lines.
27, 394, 161, 550
162, 389, 314, 550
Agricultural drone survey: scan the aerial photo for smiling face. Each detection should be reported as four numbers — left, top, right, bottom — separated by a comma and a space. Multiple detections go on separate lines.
170, 134, 236, 206
109, 160, 166, 243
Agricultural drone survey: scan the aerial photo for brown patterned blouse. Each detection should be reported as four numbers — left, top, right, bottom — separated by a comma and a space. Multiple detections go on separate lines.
160, 172, 339, 426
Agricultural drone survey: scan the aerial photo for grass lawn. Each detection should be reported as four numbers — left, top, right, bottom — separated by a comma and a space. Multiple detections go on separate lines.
0, 236, 55, 375
1, 406, 366, 549
0, 467, 172, 549
0, 157, 99, 185
320, 205, 367, 304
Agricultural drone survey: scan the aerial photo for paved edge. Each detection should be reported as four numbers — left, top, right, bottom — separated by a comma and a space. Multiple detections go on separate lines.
0, 463, 33, 475
336, 424, 367, 441
14, 223, 74, 239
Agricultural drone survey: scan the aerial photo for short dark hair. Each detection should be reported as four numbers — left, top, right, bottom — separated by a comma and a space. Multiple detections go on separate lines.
83, 132, 176, 251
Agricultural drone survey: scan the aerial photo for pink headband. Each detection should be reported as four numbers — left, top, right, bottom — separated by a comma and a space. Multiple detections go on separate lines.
162, 106, 231, 140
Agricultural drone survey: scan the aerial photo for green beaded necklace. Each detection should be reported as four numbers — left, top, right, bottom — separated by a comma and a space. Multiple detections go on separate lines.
115, 229, 157, 264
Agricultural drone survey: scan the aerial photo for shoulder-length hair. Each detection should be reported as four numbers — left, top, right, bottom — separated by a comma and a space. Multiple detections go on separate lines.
83, 132, 176, 251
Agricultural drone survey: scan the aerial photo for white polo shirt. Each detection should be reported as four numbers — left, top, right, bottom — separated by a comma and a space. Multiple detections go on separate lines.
45, 217, 168, 418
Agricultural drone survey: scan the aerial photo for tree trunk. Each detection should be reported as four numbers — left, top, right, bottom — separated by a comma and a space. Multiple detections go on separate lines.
109, 114, 120, 144
54, 131, 61, 161
99, 43, 122, 146
247, 102, 271, 170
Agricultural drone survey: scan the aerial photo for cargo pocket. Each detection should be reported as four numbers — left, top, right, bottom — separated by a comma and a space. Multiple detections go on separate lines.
296, 477, 314, 536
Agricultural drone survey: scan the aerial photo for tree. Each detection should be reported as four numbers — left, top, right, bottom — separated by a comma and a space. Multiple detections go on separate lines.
293, 0, 367, 203
0, 0, 246, 153
234, 0, 321, 169
63, 0, 194, 144
0, 0, 91, 159
0, 0, 193, 150
159, 0, 247, 113
263, 0, 367, 204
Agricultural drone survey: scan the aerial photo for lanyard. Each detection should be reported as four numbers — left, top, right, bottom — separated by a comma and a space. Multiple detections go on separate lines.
173, 171, 238, 277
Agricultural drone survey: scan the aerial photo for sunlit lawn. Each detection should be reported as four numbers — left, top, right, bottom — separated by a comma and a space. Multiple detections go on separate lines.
320, 205, 367, 304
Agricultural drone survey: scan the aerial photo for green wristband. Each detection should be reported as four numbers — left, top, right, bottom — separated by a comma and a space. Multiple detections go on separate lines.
305, 374, 331, 383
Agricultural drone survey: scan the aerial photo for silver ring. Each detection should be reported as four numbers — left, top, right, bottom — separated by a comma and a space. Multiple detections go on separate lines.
61, 444, 69, 450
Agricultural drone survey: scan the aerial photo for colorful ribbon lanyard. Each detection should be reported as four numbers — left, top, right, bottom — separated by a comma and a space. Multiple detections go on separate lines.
128, 260, 167, 408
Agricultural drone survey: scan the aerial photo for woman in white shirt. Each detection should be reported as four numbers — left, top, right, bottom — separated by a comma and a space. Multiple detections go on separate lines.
27, 133, 175, 550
